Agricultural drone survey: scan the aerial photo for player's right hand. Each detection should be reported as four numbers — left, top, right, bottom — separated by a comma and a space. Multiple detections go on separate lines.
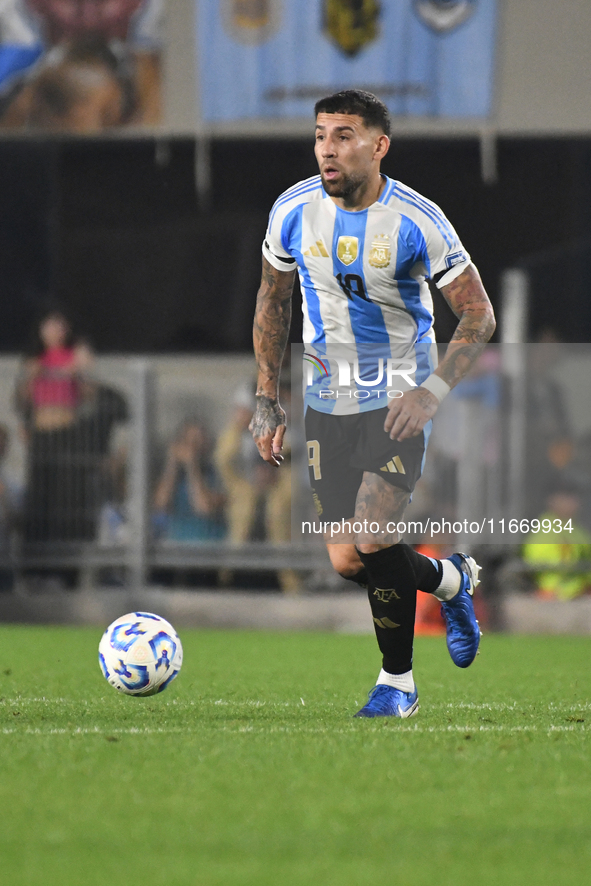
249, 396, 286, 467
384, 386, 438, 441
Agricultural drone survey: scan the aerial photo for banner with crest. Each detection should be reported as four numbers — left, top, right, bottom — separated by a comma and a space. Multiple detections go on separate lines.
198, 0, 497, 122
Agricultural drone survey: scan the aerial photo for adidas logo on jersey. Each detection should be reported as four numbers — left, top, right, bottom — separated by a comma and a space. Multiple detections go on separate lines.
380, 456, 406, 474
303, 240, 329, 258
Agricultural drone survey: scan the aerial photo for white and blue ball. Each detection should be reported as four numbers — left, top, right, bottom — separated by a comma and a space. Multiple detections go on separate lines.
99, 612, 183, 696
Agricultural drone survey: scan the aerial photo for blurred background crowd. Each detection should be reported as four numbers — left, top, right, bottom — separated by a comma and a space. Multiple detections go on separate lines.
0, 307, 306, 592
0, 306, 589, 621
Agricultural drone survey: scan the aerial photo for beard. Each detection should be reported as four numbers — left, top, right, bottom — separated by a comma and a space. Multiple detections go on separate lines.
320, 169, 368, 200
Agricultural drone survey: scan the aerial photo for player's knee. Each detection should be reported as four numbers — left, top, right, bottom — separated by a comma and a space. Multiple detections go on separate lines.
327, 545, 363, 579
356, 542, 388, 555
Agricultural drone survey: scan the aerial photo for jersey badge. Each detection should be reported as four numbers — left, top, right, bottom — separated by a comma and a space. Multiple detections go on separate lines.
369, 234, 391, 269
337, 236, 358, 266
304, 240, 330, 258
413, 0, 477, 34
323, 0, 381, 57
445, 249, 468, 269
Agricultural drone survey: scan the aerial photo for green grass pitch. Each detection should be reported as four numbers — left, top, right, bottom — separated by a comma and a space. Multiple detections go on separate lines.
1, 625, 590, 886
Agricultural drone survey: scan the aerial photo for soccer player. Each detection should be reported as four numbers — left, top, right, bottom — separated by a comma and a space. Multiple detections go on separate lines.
250, 90, 496, 718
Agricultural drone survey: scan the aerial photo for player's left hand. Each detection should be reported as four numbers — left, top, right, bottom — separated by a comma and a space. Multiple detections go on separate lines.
384, 387, 439, 441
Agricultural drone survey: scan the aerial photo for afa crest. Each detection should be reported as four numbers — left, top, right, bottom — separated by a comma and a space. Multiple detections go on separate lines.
323, 0, 381, 57
369, 233, 391, 268
224, 0, 280, 45
373, 587, 400, 603
337, 236, 358, 266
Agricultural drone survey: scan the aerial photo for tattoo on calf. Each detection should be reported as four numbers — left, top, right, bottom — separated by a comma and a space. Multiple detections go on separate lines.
355, 474, 410, 544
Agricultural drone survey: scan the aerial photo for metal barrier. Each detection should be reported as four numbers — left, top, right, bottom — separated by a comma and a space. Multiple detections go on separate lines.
0, 355, 330, 592
0, 349, 589, 593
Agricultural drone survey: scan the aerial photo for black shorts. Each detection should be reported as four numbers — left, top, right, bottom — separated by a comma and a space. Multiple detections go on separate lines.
304, 406, 427, 522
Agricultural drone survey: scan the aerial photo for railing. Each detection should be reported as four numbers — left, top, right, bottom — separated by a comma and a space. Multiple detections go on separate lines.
0, 354, 331, 592
1, 345, 590, 593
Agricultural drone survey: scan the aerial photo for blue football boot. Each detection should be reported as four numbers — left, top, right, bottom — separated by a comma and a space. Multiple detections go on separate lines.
441, 552, 482, 668
354, 684, 419, 718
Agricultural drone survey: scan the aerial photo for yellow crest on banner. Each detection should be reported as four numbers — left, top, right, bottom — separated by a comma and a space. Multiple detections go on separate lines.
369, 233, 391, 268
224, 0, 280, 45
323, 0, 381, 57
337, 236, 358, 265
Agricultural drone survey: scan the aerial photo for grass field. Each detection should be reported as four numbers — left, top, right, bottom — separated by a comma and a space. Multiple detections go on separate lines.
0, 625, 590, 886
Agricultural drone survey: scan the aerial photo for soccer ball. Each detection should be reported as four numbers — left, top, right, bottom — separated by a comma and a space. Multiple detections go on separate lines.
98, 611, 183, 696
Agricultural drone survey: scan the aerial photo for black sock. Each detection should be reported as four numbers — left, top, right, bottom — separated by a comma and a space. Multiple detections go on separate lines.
346, 568, 370, 589
401, 544, 443, 593
356, 545, 417, 675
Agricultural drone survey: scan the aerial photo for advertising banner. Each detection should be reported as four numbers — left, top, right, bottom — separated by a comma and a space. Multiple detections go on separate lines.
0, 0, 162, 131
198, 0, 498, 123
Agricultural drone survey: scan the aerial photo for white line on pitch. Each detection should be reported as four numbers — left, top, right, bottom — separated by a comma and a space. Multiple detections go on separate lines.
0, 724, 586, 736
2, 698, 589, 713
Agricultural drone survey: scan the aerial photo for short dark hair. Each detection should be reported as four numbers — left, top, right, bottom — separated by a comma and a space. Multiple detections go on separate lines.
314, 89, 391, 137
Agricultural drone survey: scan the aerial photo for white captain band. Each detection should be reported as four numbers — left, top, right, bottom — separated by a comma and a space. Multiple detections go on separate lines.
420, 373, 451, 403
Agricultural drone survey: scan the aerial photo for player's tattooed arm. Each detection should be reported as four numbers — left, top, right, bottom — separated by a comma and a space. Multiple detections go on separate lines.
385, 264, 495, 441
435, 264, 496, 389
250, 257, 296, 466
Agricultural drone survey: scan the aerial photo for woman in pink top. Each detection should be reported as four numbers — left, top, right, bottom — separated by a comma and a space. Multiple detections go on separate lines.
18, 310, 93, 432
16, 310, 95, 545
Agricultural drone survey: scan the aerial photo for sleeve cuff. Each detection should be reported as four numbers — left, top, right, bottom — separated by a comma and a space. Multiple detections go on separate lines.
262, 239, 296, 272
434, 260, 472, 290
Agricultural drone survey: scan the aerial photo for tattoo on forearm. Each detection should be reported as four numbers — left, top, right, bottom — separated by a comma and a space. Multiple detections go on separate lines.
253, 257, 295, 395
438, 265, 496, 388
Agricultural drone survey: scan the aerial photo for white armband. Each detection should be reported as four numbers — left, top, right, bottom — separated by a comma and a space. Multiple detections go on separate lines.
420, 374, 451, 403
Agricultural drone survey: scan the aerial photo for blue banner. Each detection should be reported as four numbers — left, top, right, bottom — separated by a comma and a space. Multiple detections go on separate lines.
198, 1, 497, 122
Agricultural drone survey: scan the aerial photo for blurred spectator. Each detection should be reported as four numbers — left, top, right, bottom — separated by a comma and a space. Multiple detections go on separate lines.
15, 308, 93, 430
215, 385, 261, 545
522, 479, 591, 600
526, 333, 575, 517
15, 308, 95, 542
153, 418, 226, 542
0, 424, 23, 590
83, 383, 130, 546
571, 430, 591, 530
424, 348, 501, 520
215, 382, 299, 593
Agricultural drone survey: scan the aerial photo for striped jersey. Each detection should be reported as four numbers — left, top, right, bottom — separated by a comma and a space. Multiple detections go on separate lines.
262, 174, 471, 414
